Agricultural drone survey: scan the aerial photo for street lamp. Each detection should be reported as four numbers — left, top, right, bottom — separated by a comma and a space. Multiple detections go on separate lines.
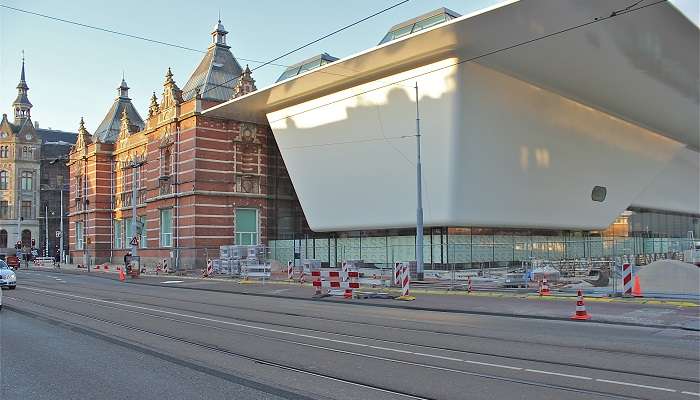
128, 158, 147, 271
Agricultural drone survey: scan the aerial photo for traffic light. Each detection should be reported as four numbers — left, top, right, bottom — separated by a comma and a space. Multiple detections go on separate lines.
31, 238, 36, 247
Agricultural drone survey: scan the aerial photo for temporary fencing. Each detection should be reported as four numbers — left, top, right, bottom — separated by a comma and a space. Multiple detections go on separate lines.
311, 267, 360, 298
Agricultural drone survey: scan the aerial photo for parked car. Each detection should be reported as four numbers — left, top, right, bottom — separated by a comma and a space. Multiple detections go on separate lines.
0, 280, 3, 310
502, 272, 527, 288
0, 260, 17, 289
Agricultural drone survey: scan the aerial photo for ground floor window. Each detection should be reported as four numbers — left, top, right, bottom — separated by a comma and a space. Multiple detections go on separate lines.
160, 208, 172, 247
114, 220, 122, 249
76, 221, 84, 250
140, 215, 147, 248
235, 208, 258, 245
0, 229, 7, 248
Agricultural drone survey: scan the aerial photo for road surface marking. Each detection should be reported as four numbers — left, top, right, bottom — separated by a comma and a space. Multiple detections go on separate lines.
525, 369, 592, 380
596, 379, 676, 392
682, 391, 700, 397
160, 281, 184, 284
19, 285, 687, 395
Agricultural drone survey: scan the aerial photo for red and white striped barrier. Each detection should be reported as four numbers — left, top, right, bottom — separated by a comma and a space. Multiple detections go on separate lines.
393, 262, 402, 286
162, 258, 169, 273
397, 263, 412, 299
311, 268, 360, 298
204, 258, 213, 277
467, 276, 472, 293
622, 263, 632, 295
287, 260, 294, 280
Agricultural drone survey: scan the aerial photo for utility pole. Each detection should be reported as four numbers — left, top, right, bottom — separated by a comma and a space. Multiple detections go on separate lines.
414, 82, 424, 280
129, 159, 146, 268
44, 204, 49, 257
59, 175, 64, 263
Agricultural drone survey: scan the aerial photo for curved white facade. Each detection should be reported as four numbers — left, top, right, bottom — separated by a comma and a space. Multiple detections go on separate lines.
268, 60, 693, 232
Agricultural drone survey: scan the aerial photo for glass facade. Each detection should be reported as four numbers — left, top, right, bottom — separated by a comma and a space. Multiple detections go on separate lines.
378, 8, 459, 45
267, 209, 700, 268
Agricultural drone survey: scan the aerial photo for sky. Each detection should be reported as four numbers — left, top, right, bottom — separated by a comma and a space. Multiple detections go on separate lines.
0, 0, 697, 133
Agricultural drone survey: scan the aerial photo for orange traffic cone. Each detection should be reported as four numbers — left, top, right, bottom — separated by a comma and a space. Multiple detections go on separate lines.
571, 289, 591, 320
119, 268, 126, 282
632, 275, 643, 297
539, 279, 551, 296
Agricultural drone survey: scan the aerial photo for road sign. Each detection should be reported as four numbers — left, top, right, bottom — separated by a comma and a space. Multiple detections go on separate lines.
56, 231, 62, 238
130, 236, 139, 246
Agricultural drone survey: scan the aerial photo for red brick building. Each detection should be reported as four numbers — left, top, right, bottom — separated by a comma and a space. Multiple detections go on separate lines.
68, 21, 305, 269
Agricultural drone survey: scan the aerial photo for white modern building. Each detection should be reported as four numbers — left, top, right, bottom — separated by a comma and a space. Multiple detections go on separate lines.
206, 1, 699, 267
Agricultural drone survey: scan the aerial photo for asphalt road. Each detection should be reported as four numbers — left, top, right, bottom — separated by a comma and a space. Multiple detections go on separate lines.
1, 270, 698, 400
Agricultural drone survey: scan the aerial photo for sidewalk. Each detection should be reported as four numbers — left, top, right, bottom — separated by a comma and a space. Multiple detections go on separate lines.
26, 263, 700, 331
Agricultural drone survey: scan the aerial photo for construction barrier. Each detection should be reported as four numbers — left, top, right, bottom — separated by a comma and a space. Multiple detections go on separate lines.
311, 268, 360, 298
467, 276, 472, 293
395, 262, 414, 301
287, 260, 294, 280
571, 289, 591, 320
240, 263, 271, 283
622, 263, 632, 295
632, 275, 643, 297
539, 278, 551, 296
204, 258, 213, 277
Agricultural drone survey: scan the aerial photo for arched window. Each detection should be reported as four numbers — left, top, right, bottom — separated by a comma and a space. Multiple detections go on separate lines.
20, 171, 33, 191
0, 171, 7, 190
0, 146, 7, 158
0, 230, 7, 248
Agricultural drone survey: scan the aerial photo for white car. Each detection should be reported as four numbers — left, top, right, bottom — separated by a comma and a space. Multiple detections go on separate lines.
0, 260, 17, 290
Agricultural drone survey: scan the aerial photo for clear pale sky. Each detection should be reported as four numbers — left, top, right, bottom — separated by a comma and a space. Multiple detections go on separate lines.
0, 0, 696, 133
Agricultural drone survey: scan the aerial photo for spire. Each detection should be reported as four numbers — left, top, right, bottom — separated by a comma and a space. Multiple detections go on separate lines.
232, 64, 257, 98
13, 53, 32, 125
211, 19, 229, 48
74, 117, 93, 152
148, 92, 160, 118
161, 67, 183, 110
118, 77, 130, 99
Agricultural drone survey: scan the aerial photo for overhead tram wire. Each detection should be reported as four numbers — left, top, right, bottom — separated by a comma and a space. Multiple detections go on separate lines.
0, 1, 409, 87
197, 0, 411, 97
270, 0, 668, 138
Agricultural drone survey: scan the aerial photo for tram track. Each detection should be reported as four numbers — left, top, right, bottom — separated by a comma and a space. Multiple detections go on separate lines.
5, 295, 663, 400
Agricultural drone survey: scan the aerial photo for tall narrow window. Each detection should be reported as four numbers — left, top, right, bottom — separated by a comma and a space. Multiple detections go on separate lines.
76, 221, 84, 250
160, 208, 172, 247
125, 220, 132, 246
0, 146, 7, 158
160, 146, 172, 177
114, 220, 122, 249
235, 208, 258, 245
20, 171, 33, 191
0, 171, 7, 190
0, 229, 7, 248
0, 201, 8, 218
21, 201, 32, 219
140, 215, 147, 249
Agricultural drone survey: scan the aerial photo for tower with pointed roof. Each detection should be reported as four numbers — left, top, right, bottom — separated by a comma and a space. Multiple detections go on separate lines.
92, 78, 145, 143
13, 57, 32, 125
181, 20, 243, 102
